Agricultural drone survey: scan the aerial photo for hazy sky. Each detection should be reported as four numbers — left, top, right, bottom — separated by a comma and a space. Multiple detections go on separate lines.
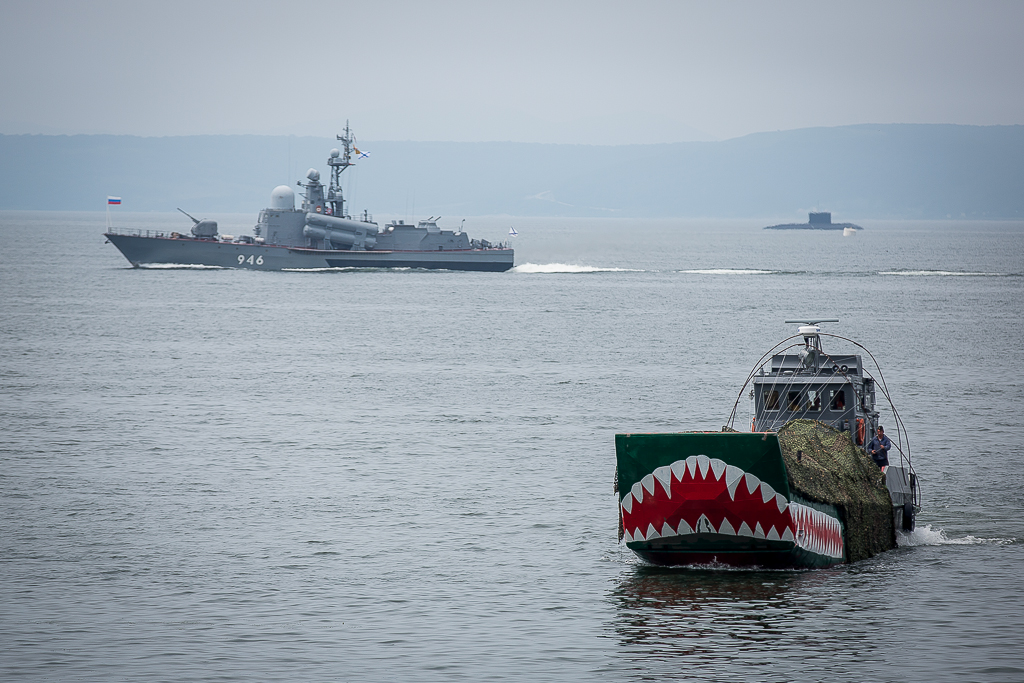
2, 0, 1022, 144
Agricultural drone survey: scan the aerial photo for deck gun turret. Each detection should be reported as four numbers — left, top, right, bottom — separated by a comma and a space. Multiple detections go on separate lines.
177, 208, 218, 239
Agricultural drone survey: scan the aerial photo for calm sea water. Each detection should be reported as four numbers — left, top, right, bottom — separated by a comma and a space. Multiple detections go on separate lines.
2, 211, 1023, 682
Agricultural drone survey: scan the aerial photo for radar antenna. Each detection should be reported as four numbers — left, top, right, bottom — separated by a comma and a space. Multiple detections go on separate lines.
784, 319, 839, 359
328, 121, 357, 218
784, 319, 840, 325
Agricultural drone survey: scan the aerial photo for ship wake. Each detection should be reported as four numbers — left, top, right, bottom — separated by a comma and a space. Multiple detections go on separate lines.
136, 263, 227, 270
897, 524, 1015, 547
512, 263, 643, 274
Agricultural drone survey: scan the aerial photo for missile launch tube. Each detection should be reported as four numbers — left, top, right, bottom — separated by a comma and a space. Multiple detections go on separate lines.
304, 213, 378, 249
304, 225, 380, 249
305, 213, 379, 235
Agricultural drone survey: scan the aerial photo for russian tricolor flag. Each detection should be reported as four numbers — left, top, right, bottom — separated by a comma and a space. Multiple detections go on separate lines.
107, 196, 121, 205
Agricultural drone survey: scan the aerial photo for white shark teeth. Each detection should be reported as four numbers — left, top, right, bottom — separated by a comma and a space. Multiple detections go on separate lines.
641, 473, 656, 497
649, 517, 796, 540
788, 502, 844, 558
653, 465, 673, 498
775, 493, 788, 513
709, 457, 727, 481
725, 465, 744, 500
630, 481, 644, 504
684, 456, 698, 478
623, 458, 802, 551
670, 460, 688, 481
696, 454, 711, 479
623, 528, 635, 543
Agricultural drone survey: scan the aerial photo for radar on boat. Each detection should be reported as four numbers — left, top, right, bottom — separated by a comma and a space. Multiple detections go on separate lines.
330, 148, 340, 158
269, 185, 295, 210
786, 319, 839, 343
306, 168, 320, 182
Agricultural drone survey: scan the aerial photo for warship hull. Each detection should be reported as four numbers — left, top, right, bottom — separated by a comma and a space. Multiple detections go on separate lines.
104, 123, 515, 272
105, 232, 515, 272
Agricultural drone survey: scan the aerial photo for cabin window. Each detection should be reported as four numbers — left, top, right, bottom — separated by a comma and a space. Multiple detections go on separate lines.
831, 389, 846, 410
787, 391, 801, 411
808, 390, 821, 411
764, 390, 780, 410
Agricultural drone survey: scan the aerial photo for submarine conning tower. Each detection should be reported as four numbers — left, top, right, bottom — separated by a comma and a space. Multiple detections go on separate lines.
750, 320, 880, 446
809, 212, 832, 225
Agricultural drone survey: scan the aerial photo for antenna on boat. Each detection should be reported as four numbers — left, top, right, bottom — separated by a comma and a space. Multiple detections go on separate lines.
328, 120, 357, 218
785, 319, 839, 348
784, 318, 840, 326
772, 319, 840, 375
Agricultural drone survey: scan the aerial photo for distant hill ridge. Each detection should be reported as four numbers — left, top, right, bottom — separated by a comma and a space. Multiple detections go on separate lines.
1, 124, 1021, 218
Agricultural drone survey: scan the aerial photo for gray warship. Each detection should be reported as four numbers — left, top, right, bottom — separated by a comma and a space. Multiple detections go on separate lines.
764, 212, 862, 231
105, 125, 514, 272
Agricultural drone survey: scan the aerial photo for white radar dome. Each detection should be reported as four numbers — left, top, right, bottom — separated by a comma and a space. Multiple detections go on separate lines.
306, 168, 320, 181
269, 185, 295, 210
330, 148, 340, 158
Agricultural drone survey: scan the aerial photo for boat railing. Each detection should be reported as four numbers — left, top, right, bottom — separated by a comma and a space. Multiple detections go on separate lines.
106, 227, 172, 239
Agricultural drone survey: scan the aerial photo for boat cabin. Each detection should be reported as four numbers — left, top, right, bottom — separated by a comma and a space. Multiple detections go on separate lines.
751, 327, 879, 445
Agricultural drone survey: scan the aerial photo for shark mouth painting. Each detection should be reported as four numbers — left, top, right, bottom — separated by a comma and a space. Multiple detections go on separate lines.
620, 454, 844, 562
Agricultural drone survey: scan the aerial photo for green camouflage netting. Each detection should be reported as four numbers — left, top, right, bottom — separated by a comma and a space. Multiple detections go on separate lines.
777, 419, 896, 562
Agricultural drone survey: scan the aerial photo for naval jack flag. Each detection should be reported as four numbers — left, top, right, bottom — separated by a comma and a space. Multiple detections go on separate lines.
106, 196, 121, 229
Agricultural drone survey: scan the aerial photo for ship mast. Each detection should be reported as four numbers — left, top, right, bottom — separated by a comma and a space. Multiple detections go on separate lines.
327, 121, 355, 218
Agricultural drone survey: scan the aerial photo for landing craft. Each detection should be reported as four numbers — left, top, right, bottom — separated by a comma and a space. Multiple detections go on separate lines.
104, 122, 514, 272
615, 320, 919, 568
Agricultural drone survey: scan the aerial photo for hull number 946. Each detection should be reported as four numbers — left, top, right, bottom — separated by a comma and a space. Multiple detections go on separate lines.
238, 255, 264, 265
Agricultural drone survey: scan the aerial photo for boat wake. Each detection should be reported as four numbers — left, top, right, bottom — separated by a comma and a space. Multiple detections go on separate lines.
897, 524, 1015, 547
879, 270, 1007, 277
281, 267, 413, 272
679, 268, 775, 275
512, 263, 643, 274
136, 263, 227, 270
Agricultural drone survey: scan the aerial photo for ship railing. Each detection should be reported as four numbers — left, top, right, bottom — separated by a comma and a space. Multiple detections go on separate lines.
106, 227, 171, 239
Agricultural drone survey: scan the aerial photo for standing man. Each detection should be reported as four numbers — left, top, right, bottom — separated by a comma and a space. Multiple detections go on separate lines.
868, 426, 891, 468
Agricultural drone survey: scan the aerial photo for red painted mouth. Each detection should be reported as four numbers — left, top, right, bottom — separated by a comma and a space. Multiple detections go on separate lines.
620, 454, 843, 560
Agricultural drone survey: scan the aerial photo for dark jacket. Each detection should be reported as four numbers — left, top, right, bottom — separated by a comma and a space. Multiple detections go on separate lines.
868, 434, 891, 467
